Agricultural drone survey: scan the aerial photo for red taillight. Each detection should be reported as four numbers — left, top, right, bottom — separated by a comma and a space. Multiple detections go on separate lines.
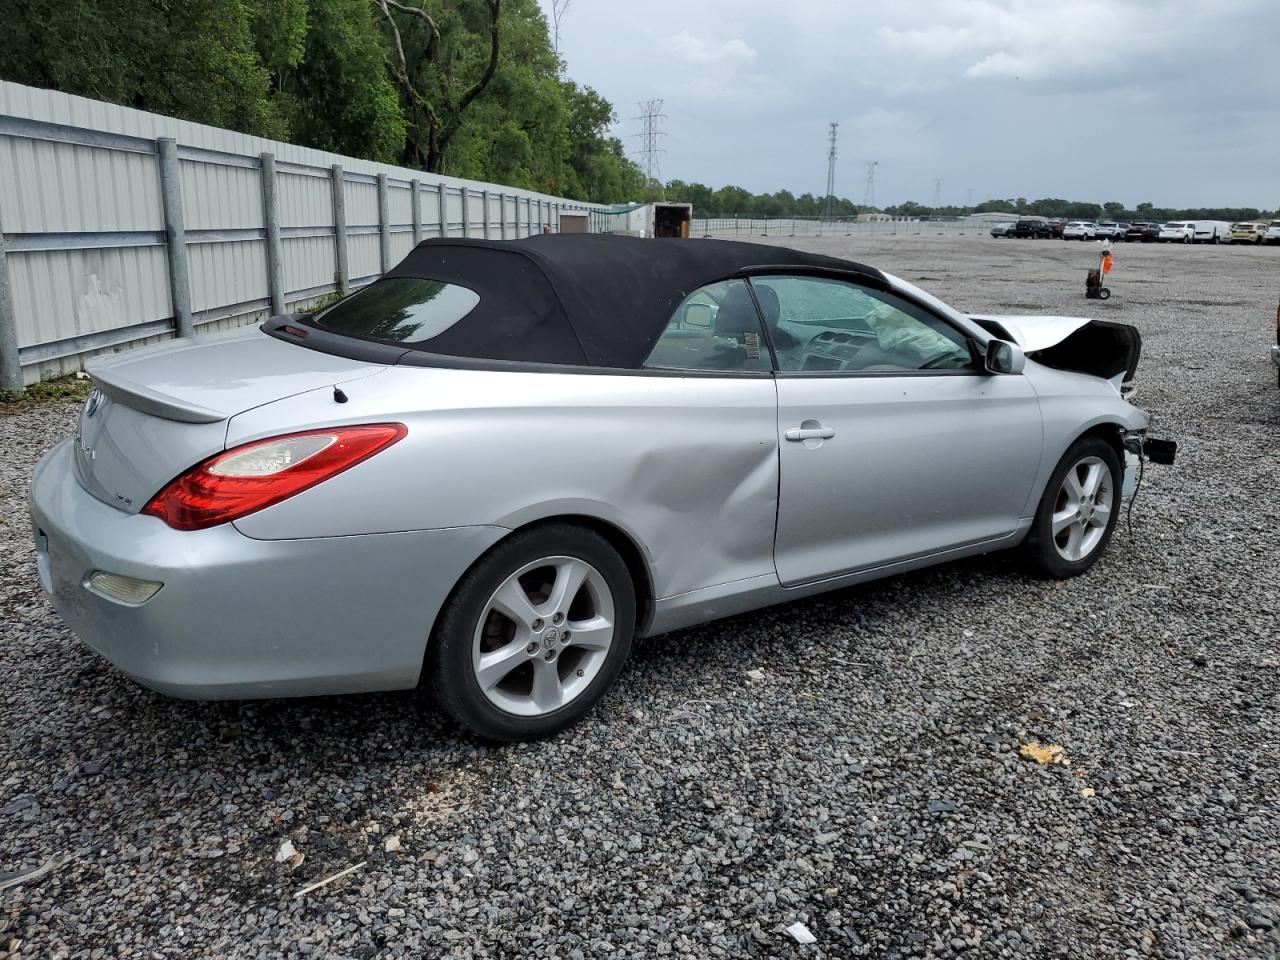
142, 423, 407, 531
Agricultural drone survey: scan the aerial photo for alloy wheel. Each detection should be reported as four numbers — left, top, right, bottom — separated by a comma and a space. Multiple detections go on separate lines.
471, 556, 616, 717
1051, 456, 1114, 562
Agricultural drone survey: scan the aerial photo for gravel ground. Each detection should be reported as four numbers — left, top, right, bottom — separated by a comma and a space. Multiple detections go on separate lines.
1, 234, 1277, 959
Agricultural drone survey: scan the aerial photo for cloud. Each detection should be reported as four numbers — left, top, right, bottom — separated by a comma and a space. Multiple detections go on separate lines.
964, 51, 1033, 79
543, 0, 1280, 206
667, 30, 756, 65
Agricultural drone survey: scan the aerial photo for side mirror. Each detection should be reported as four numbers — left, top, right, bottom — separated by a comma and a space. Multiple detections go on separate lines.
984, 338, 1025, 375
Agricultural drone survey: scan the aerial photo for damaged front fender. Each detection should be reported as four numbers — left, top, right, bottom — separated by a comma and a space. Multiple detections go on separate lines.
971, 314, 1141, 390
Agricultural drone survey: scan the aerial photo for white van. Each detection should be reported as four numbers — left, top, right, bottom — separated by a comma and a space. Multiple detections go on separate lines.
1191, 221, 1232, 244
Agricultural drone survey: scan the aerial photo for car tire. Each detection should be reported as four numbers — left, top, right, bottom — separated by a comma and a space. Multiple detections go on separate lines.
1021, 436, 1122, 579
426, 523, 636, 741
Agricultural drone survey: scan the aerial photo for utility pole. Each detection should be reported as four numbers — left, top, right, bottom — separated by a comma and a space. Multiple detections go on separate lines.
932, 178, 943, 211
824, 122, 838, 221
634, 100, 667, 194
862, 161, 879, 212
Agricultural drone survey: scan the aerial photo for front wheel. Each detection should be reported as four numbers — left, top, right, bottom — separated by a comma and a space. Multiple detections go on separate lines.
1022, 437, 1122, 578
427, 524, 636, 741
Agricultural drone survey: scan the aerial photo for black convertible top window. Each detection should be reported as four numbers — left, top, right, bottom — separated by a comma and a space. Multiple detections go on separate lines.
282, 234, 886, 369
314, 278, 480, 343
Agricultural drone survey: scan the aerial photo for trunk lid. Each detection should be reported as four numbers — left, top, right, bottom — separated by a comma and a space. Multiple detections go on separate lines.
75, 329, 385, 513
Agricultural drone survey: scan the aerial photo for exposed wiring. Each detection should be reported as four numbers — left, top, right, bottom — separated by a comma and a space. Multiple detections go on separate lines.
1126, 448, 1145, 539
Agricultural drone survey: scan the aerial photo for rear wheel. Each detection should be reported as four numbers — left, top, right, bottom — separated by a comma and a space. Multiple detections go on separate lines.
427, 524, 636, 741
1022, 437, 1121, 578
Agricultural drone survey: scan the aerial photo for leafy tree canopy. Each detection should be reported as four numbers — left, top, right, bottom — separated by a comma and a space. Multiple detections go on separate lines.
0, 0, 643, 202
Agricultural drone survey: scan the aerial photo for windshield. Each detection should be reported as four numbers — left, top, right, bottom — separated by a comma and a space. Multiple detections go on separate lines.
312, 278, 480, 344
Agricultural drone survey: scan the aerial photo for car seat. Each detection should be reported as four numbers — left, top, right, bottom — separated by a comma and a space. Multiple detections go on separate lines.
751, 284, 800, 353
711, 285, 766, 369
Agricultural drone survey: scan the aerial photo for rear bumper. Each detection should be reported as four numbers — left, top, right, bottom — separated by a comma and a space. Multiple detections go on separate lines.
30, 440, 506, 699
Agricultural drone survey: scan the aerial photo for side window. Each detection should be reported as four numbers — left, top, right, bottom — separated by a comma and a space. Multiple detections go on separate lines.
644, 279, 770, 373
751, 276, 974, 373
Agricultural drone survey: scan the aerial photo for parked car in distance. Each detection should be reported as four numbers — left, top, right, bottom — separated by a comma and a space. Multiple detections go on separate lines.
1047, 219, 1066, 238
1159, 222, 1195, 243
1011, 217, 1054, 239
1063, 221, 1098, 240
990, 221, 1016, 238
1192, 221, 1232, 244
1230, 222, 1267, 244
28, 234, 1164, 741
1264, 221, 1280, 245
1094, 222, 1129, 241
1124, 222, 1161, 242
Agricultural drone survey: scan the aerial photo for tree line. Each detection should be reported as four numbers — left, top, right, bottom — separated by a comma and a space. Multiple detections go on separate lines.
967, 198, 1275, 223
2, 0, 645, 204
661, 183, 1276, 223
663, 181, 863, 220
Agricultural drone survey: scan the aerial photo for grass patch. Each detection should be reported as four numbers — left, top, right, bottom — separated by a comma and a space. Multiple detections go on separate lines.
0, 375, 91, 411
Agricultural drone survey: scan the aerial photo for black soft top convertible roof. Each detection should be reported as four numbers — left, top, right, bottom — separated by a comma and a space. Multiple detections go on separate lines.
344, 234, 887, 369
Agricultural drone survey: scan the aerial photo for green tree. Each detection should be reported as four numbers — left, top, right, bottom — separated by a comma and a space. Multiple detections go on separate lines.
373, 0, 502, 172
278, 0, 406, 161
1, 0, 285, 137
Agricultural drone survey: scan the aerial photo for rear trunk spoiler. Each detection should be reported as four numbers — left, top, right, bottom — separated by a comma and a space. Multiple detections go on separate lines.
87, 368, 226, 424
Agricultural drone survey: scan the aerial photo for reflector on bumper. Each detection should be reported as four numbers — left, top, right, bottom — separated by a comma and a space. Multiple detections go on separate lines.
86, 571, 163, 605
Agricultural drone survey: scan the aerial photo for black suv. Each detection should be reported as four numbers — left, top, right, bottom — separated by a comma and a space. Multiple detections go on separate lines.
1011, 217, 1054, 239
1124, 222, 1160, 242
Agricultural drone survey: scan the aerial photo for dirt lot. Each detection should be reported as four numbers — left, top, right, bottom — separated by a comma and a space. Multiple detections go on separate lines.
1, 233, 1277, 959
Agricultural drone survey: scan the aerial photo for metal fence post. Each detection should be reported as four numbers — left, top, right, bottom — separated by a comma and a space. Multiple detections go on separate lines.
259, 153, 285, 316
0, 205, 20, 391
376, 173, 391, 274
499, 194, 508, 239
515, 196, 522, 237
411, 179, 423, 247
461, 187, 471, 238
438, 182, 448, 237
157, 138, 194, 338
481, 190, 491, 239
330, 164, 350, 296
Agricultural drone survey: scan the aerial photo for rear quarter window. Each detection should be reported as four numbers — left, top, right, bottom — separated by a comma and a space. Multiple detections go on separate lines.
313, 278, 480, 344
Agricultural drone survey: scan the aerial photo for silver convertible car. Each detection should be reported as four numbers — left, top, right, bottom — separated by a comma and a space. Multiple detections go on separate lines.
30, 235, 1169, 740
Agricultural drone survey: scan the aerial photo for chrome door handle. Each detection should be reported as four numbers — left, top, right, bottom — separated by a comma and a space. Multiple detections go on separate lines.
784, 425, 836, 441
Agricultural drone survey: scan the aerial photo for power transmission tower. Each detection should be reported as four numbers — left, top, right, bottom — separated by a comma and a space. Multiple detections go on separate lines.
862, 161, 878, 211
824, 123, 838, 221
932, 178, 943, 210
634, 100, 667, 191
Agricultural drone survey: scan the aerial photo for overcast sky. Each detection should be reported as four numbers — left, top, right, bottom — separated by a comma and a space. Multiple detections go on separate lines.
541, 0, 1278, 208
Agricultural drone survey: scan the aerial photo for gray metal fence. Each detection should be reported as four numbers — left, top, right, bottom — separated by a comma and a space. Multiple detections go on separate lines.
0, 81, 608, 389
692, 217, 990, 239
